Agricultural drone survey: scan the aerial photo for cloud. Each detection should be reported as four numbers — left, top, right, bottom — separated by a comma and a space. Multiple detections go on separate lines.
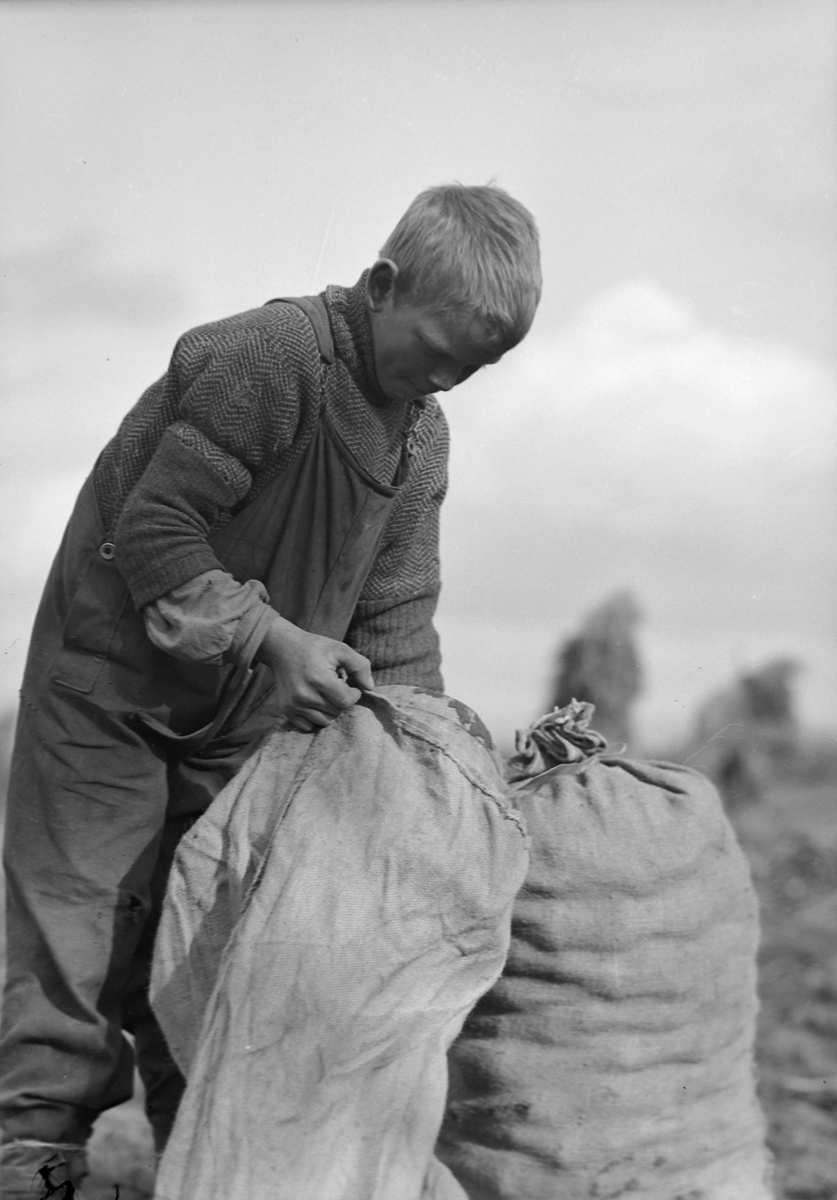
438, 279, 836, 740
446, 278, 834, 563
0, 233, 186, 326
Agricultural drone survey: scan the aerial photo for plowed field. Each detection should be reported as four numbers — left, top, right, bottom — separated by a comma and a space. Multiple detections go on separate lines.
4, 773, 837, 1199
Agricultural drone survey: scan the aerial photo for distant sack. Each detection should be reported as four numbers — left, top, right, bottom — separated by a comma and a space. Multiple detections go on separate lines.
438, 703, 774, 1200
151, 686, 529, 1200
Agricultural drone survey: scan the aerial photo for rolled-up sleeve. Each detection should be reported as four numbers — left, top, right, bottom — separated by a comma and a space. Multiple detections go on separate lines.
143, 570, 278, 670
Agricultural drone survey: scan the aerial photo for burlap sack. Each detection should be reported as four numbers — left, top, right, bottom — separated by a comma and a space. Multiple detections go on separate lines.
438, 704, 773, 1199
150, 686, 528, 1200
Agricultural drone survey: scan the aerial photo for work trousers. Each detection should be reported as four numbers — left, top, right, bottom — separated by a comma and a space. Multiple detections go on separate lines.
1, 682, 278, 1153
0, 476, 280, 1156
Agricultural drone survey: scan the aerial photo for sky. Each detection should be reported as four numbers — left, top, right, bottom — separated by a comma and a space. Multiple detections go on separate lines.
1, 0, 835, 748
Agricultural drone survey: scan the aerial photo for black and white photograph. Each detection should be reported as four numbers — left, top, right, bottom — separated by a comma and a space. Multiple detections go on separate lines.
0, 2, 835, 1197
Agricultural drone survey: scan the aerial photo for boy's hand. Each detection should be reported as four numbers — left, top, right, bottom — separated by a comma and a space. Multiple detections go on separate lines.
256, 615, 375, 732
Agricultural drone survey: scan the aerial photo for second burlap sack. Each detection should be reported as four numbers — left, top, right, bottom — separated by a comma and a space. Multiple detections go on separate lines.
438, 702, 773, 1200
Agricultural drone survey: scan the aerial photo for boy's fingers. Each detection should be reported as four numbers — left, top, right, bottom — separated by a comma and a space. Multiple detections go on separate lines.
334, 646, 375, 692
316, 672, 362, 713
293, 707, 333, 729
289, 688, 357, 729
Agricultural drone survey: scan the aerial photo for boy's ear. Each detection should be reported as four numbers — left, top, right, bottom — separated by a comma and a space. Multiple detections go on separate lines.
366, 259, 399, 311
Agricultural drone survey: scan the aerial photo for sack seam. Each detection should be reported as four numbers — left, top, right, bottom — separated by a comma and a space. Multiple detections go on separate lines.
381, 703, 527, 838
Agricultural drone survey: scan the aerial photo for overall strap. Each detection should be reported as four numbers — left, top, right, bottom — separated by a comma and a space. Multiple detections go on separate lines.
266, 294, 336, 365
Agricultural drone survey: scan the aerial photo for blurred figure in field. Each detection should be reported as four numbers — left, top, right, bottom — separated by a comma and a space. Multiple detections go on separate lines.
686, 657, 801, 804
548, 591, 643, 748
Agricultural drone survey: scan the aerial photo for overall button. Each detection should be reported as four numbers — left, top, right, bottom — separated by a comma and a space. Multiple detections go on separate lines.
99, 542, 116, 561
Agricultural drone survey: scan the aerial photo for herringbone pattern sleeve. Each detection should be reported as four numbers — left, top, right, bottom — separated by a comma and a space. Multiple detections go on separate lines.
108, 307, 322, 606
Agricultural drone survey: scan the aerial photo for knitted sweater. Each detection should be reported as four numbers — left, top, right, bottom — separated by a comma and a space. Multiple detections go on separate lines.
93, 275, 449, 689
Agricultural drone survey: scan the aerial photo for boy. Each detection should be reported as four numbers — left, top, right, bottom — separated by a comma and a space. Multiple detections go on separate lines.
0, 183, 541, 1197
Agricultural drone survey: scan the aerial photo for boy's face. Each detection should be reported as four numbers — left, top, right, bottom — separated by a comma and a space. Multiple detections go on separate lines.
366, 261, 504, 404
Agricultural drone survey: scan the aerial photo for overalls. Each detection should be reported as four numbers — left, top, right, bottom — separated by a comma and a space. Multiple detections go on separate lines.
0, 297, 408, 1166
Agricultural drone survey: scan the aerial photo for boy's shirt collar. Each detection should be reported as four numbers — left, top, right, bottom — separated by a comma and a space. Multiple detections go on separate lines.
324, 272, 400, 410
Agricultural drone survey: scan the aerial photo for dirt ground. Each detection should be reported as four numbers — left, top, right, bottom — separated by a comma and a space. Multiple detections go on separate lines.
2, 765, 837, 1199
731, 774, 837, 1199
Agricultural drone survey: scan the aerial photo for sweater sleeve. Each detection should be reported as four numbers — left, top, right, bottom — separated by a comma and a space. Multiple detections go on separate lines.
344, 401, 449, 690
113, 313, 321, 608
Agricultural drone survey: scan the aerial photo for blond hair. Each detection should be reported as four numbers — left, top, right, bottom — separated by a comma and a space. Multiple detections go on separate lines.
380, 184, 542, 349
